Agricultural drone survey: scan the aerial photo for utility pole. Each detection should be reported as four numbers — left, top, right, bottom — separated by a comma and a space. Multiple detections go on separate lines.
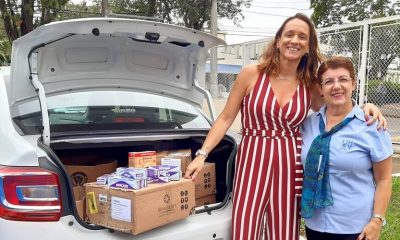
209, 0, 219, 98
102, 0, 109, 17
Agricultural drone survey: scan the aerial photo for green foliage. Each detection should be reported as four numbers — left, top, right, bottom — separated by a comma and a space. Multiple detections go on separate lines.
109, 0, 252, 30
367, 79, 400, 105
311, 1, 400, 81
380, 177, 400, 240
0, 0, 70, 42
57, 1, 102, 20
0, 37, 10, 65
311, 0, 399, 28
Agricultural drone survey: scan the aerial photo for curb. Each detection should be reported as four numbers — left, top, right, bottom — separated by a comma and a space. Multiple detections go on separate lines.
393, 144, 400, 154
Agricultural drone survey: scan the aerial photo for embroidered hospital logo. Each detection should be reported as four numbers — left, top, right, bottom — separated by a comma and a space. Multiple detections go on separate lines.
341, 139, 353, 151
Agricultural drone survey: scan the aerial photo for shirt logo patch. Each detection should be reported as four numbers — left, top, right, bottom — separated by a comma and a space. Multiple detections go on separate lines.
341, 139, 353, 151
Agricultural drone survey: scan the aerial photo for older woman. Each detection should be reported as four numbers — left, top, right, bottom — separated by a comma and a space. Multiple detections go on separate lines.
301, 56, 393, 240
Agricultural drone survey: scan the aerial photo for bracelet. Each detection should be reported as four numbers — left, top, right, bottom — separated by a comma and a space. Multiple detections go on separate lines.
371, 214, 386, 226
195, 149, 208, 158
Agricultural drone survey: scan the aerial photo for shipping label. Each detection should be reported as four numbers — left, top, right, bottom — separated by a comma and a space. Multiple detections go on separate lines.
111, 196, 132, 222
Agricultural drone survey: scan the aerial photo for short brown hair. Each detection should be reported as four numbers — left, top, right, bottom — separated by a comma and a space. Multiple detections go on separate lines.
257, 13, 324, 87
317, 56, 356, 84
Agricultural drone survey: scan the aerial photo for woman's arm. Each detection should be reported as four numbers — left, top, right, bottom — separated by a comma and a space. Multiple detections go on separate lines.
357, 157, 392, 240
362, 103, 387, 129
184, 65, 258, 180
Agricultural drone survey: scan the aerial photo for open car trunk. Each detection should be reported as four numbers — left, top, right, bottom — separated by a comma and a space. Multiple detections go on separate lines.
42, 131, 237, 231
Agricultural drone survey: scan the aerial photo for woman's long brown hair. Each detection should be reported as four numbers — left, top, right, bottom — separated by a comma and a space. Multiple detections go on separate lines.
257, 13, 325, 87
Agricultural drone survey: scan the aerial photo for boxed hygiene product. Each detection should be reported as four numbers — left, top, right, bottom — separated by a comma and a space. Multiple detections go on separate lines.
128, 151, 157, 168
156, 149, 192, 173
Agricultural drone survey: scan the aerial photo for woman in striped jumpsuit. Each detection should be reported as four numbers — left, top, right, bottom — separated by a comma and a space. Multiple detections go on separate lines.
184, 13, 383, 240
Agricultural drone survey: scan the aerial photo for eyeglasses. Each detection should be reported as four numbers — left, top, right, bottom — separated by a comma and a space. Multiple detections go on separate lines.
321, 77, 352, 87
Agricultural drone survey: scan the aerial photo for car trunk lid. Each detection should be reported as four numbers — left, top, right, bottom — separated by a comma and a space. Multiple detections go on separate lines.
8, 18, 225, 145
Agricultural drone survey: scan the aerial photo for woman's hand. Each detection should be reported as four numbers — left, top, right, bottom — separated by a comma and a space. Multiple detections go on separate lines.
184, 156, 206, 180
363, 103, 387, 130
357, 219, 382, 240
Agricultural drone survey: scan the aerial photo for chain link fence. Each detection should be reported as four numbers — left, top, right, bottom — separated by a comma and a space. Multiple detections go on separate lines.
211, 15, 400, 141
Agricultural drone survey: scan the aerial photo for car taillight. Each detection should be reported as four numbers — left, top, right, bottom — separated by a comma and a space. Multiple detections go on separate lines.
0, 166, 62, 221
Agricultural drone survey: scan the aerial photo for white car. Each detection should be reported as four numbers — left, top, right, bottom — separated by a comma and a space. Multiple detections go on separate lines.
0, 18, 238, 240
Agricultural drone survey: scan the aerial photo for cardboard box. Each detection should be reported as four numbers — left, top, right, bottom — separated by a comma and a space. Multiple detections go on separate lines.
66, 160, 118, 186
73, 186, 86, 220
85, 179, 195, 235
195, 162, 216, 198
85, 183, 110, 226
128, 151, 157, 168
195, 194, 217, 207
156, 149, 192, 173
156, 151, 170, 165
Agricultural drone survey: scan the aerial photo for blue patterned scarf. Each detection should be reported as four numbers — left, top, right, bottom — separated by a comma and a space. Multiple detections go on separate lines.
301, 114, 355, 218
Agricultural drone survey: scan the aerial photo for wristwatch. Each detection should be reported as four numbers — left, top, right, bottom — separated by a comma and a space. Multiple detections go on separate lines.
195, 149, 208, 158
371, 214, 387, 226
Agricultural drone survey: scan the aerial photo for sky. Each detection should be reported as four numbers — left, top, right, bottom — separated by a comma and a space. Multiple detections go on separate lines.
220, 0, 312, 45
70, 0, 312, 45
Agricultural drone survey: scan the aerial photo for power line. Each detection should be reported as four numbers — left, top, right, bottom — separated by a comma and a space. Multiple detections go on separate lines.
220, 29, 276, 34
242, 11, 292, 17
219, 26, 278, 31
251, 1, 309, 4
222, 33, 272, 37
251, 5, 309, 10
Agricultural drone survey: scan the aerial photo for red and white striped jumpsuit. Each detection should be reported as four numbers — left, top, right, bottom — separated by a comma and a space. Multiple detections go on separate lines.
232, 72, 310, 240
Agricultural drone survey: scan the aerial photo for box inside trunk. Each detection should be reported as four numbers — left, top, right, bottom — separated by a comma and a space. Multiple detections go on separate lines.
50, 135, 236, 224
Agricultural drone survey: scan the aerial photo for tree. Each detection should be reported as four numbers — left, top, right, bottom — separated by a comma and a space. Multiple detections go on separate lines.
311, 0, 400, 79
0, 0, 69, 42
311, 0, 398, 28
109, 0, 252, 30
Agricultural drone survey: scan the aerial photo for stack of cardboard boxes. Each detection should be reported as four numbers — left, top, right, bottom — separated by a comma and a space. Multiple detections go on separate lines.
64, 157, 118, 220
86, 179, 195, 235
64, 149, 217, 235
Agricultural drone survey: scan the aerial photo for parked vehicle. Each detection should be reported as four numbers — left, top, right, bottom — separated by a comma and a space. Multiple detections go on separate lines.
0, 18, 238, 240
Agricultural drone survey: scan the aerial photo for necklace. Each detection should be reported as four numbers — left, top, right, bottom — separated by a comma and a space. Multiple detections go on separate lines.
278, 74, 288, 80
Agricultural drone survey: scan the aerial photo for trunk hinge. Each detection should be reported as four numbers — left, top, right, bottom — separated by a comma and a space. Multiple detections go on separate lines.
194, 81, 216, 122
30, 52, 51, 146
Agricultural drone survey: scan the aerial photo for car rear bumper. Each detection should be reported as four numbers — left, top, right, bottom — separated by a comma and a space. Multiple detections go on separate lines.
0, 203, 232, 240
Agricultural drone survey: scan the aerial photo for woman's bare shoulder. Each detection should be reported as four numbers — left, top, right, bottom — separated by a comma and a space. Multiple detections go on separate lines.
237, 64, 260, 81
240, 64, 260, 75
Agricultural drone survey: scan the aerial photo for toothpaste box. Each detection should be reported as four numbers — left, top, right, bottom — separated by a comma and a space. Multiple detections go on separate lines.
148, 175, 170, 183
167, 150, 191, 173
116, 167, 148, 181
108, 176, 143, 190
96, 174, 113, 185
128, 151, 157, 168
148, 165, 181, 181
160, 157, 182, 171
155, 149, 192, 174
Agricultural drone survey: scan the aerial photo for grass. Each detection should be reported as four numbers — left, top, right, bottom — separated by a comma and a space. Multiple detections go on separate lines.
381, 177, 400, 240
300, 177, 400, 239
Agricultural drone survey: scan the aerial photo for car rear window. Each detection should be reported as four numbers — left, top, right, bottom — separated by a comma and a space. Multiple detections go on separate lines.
13, 91, 210, 134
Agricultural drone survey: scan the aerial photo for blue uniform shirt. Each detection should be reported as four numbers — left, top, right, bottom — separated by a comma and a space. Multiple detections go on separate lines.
301, 104, 393, 234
